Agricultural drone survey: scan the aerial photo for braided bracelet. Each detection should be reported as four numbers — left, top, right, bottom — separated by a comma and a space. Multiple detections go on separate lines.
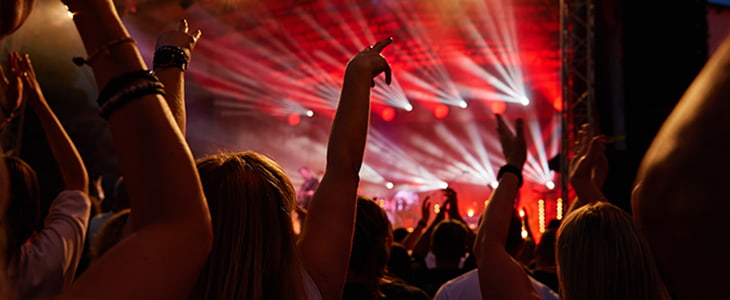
73, 36, 136, 66
497, 164, 523, 188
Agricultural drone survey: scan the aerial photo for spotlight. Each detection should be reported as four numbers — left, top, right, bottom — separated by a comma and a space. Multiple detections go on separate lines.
520, 96, 530, 106
405, 103, 413, 111
459, 101, 468, 108
434, 104, 449, 119
546, 180, 555, 190
385, 181, 394, 189
306, 110, 314, 117
381, 107, 395, 122
287, 113, 300, 126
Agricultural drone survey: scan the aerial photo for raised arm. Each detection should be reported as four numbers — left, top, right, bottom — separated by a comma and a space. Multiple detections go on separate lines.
401, 195, 431, 251
298, 37, 392, 300
411, 196, 446, 260
58, 0, 211, 299
474, 114, 539, 300
153, 19, 200, 135
566, 135, 607, 215
18, 54, 88, 193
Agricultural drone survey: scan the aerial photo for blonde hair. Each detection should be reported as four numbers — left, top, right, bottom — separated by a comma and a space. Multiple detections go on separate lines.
557, 202, 665, 300
189, 151, 306, 300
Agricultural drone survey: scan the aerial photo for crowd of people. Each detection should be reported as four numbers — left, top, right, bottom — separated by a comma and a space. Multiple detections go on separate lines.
0, 0, 727, 299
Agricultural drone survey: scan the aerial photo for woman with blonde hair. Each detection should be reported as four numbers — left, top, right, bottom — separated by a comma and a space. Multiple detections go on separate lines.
152, 18, 395, 298
472, 115, 668, 300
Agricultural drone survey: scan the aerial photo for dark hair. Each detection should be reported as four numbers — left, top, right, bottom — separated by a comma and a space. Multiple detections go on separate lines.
4, 156, 41, 263
505, 208, 525, 257
431, 219, 469, 261
350, 196, 392, 278
535, 228, 557, 266
392, 227, 409, 243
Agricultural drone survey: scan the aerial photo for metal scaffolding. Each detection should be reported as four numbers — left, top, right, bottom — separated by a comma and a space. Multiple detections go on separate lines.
559, 0, 596, 215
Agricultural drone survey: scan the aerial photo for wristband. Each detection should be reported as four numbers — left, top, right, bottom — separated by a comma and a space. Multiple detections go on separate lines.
498, 164, 523, 187
417, 220, 427, 227
153, 45, 189, 71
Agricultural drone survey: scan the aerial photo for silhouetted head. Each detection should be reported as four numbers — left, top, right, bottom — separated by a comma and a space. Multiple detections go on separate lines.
431, 219, 469, 263
392, 227, 408, 243
557, 202, 666, 300
535, 228, 557, 267
189, 151, 305, 300
110, 176, 130, 212
349, 195, 393, 279
505, 208, 525, 258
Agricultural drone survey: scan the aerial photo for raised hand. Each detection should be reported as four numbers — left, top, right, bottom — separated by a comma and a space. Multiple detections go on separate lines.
155, 19, 201, 59
444, 187, 462, 220
496, 114, 526, 169
345, 37, 393, 87
16, 53, 44, 109
569, 135, 606, 185
0, 52, 23, 117
420, 195, 431, 224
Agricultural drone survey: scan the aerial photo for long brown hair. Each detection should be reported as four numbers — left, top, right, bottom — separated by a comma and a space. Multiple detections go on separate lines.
188, 151, 306, 300
557, 202, 666, 300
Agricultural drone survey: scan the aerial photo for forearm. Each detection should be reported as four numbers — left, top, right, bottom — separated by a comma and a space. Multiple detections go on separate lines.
567, 178, 605, 215
154, 67, 186, 134
401, 224, 425, 251
476, 173, 520, 252
412, 221, 439, 259
325, 70, 371, 172
297, 64, 372, 300
32, 97, 88, 193
68, 0, 207, 228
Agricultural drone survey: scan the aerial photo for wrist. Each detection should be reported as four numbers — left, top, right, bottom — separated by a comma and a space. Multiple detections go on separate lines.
498, 164, 523, 187
153, 45, 189, 71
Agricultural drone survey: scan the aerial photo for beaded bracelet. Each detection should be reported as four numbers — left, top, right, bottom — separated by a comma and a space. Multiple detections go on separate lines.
98, 80, 166, 120
153, 45, 190, 71
73, 37, 136, 66
497, 164, 523, 188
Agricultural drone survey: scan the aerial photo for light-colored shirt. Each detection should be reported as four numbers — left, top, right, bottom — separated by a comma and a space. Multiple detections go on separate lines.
303, 269, 323, 300
434, 269, 560, 300
10, 190, 91, 299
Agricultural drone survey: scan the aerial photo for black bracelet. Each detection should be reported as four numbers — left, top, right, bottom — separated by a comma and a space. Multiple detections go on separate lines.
153, 45, 189, 71
97, 70, 160, 108
417, 220, 427, 227
497, 164, 523, 187
98, 81, 165, 120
